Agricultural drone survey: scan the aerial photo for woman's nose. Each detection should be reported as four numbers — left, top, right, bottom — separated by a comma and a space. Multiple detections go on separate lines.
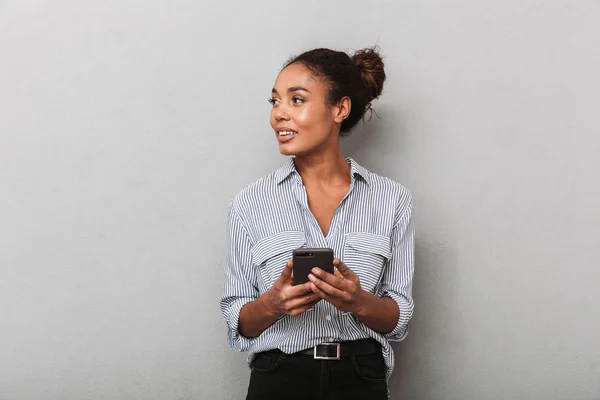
273, 105, 290, 121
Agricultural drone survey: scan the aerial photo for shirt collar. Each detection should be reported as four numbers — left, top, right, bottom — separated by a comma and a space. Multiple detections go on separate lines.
274, 157, 371, 186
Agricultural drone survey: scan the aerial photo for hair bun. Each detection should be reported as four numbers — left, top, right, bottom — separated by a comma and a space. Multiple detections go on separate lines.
351, 47, 386, 104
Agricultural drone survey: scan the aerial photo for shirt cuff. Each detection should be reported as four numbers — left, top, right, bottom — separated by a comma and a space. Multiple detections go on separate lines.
381, 292, 414, 341
224, 297, 256, 351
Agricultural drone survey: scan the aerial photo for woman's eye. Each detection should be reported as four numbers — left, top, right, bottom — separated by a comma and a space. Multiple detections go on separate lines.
268, 98, 279, 105
292, 97, 305, 104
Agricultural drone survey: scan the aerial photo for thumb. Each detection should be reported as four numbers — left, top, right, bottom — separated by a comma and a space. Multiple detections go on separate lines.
280, 260, 293, 280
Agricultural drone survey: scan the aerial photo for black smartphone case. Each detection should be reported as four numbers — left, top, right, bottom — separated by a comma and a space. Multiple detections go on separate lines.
292, 248, 334, 286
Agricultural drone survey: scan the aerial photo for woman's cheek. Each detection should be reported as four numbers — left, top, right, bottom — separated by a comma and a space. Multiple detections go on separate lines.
295, 106, 312, 128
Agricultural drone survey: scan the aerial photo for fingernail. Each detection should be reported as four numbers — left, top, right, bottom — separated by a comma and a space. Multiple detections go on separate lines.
312, 268, 320, 275
308, 274, 316, 282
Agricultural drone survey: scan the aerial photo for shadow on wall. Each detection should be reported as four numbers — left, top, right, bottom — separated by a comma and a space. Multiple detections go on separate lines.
341, 104, 468, 397
340, 103, 413, 176
388, 234, 467, 399
340, 109, 388, 158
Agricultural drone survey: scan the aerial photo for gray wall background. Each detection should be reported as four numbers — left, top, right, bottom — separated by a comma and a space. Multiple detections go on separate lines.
1, 0, 599, 399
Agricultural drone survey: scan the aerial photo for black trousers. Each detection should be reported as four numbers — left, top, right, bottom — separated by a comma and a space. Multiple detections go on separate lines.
245, 347, 389, 400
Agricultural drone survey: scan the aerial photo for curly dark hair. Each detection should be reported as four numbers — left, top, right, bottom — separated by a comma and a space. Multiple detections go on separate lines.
284, 47, 386, 136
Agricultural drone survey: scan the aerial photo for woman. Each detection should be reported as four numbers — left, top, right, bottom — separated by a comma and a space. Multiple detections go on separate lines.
220, 47, 414, 399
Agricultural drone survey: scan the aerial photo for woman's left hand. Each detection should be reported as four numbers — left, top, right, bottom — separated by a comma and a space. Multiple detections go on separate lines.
308, 258, 366, 314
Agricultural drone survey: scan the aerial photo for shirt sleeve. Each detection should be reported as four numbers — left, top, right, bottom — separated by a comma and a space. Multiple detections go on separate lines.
376, 194, 415, 341
219, 203, 259, 351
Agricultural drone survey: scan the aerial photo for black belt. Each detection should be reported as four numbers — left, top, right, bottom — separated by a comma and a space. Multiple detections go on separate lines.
297, 339, 381, 360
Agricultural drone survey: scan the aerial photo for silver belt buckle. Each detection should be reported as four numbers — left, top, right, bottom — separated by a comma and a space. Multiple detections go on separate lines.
313, 342, 341, 360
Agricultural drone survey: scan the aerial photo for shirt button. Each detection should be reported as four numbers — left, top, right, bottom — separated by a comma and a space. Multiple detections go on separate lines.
325, 315, 332, 321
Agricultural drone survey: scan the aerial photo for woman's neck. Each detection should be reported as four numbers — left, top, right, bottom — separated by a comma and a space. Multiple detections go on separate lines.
294, 149, 351, 187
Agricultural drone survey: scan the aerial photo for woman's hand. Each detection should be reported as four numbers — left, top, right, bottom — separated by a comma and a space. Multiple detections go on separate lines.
263, 260, 321, 317
239, 260, 319, 338
308, 258, 366, 314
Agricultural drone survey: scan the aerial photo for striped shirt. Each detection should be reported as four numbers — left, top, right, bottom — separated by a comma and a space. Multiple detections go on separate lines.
220, 157, 415, 379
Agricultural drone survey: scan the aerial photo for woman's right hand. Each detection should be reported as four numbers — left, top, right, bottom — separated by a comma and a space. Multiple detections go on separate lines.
264, 260, 320, 317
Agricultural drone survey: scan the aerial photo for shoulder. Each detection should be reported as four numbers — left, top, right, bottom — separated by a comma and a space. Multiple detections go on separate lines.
361, 166, 414, 221
368, 171, 411, 198
230, 172, 278, 211
228, 158, 292, 216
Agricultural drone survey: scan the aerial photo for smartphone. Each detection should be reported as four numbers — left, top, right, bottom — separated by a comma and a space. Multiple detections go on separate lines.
292, 248, 335, 286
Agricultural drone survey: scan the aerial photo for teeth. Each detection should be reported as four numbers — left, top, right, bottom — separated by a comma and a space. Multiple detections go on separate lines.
278, 131, 296, 136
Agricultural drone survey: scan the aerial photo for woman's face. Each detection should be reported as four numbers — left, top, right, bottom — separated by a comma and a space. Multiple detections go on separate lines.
270, 62, 346, 156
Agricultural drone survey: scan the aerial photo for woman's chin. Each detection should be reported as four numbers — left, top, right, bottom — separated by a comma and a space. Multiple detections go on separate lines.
278, 142, 300, 156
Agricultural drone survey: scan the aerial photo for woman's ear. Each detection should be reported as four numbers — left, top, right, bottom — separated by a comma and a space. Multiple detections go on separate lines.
333, 96, 351, 124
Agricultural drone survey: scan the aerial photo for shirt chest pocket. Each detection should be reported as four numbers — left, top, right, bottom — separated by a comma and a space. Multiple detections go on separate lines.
343, 232, 392, 294
251, 231, 307, 290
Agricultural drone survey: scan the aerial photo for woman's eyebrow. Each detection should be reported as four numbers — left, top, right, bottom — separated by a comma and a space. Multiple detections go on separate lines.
271, 86, 311, 94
